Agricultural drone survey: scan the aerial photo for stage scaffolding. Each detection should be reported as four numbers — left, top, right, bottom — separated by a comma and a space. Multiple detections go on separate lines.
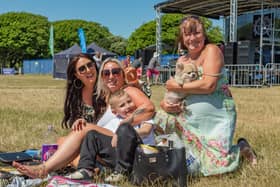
154, 0, 280, 66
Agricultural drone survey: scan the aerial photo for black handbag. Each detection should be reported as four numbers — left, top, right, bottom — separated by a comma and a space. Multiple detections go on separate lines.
130, 144, 187, 187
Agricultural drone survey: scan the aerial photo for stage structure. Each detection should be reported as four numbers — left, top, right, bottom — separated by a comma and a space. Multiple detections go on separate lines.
154, 0, 280, 66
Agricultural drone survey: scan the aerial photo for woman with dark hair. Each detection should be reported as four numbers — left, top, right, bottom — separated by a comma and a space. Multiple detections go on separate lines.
13, 56, 155, 179
13, 53, 112, 178
62, 53, 106, 128
158, 16, 257, 176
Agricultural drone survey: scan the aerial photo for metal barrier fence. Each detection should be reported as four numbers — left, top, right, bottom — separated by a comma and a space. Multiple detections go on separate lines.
225, 64, 264, 87
156, 64, 280, 87
265, 63, 280, 86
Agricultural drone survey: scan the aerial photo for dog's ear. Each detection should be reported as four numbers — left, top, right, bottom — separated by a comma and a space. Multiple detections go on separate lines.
176, 62, 184, 73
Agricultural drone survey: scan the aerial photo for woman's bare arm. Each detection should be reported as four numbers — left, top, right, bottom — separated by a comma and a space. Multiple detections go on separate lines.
136, 123, 153, 137
124, 86, 155, 126
167, 44, 223, 95
72, 118, 114, 137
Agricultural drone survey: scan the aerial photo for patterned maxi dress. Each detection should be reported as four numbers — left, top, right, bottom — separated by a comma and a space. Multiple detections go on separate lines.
156, 67, 240, 176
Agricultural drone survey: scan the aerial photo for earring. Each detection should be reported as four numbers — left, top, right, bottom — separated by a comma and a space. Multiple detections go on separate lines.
73, 79, 83, 89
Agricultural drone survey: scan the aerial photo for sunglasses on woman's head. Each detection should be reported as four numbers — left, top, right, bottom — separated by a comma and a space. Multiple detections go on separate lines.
102, 68, 122, 77
77, 61, 95, 74
180, 15, 201, 24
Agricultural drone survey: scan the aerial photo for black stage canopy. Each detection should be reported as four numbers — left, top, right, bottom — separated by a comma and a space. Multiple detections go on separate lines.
154, 0, 280, 19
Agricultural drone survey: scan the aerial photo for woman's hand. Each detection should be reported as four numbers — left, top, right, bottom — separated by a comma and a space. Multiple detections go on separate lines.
160, 99, 182, 114
111, 134, 118, 147
72, 118, 87, 131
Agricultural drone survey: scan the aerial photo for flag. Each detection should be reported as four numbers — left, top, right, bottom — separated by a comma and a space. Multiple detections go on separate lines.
78, 28, 87, 53
49, 25, 54, 57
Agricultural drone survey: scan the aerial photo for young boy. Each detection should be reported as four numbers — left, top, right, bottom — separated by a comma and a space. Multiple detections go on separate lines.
67, 89, 155, 182
105, 89, 155, 146
104, 90, 155, 182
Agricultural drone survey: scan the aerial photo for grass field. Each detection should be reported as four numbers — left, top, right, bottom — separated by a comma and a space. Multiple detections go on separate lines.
0, 75, 280, 187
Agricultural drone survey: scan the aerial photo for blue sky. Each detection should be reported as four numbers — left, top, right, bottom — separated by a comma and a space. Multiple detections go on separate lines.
0, 0, 222, 38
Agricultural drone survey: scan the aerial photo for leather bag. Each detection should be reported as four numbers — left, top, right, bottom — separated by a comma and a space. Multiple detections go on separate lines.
130, 145, 187, 187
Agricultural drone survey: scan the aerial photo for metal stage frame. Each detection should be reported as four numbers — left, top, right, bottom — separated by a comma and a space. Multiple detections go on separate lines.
154, 0, 280, 66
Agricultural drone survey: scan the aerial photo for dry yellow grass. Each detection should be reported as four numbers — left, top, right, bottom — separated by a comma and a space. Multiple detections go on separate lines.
0, 75, 280, 187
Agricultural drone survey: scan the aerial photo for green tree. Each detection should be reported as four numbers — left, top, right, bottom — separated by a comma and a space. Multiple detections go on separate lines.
52, 20, 113, 54
0, 12, 49, 68
126, 14, 223, 54
108, 35, 127, 55
200, 17, 224, 43
0, 12, 224, 69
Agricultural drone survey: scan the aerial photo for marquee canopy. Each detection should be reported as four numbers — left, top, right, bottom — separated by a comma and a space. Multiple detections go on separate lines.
154, 0, 280, 19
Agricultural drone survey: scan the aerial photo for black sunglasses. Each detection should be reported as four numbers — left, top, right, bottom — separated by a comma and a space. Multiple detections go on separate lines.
77, 61, 95, 74
102, 68, 122, 77
180, 15, 201, 24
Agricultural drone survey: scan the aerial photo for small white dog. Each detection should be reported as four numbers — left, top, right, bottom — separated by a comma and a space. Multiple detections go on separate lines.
164, 62, 198, 106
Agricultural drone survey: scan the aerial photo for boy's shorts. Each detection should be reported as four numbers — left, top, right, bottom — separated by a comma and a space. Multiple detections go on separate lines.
136, 68, 142, 79
146, 68, 159, 78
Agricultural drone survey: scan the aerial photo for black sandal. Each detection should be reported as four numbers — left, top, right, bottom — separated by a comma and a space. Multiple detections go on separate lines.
237, 138, 257, 165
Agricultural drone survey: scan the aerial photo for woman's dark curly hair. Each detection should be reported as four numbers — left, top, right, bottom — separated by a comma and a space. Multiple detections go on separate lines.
61, 53, 106, 128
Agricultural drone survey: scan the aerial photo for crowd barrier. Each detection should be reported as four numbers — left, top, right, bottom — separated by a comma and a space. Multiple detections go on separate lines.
155, 63, 280, 87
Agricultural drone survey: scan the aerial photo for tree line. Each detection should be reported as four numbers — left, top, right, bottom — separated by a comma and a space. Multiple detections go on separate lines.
0, 12, 223, 69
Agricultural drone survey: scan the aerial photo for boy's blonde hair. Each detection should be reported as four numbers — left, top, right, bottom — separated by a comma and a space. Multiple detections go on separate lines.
108, 89, 128, 109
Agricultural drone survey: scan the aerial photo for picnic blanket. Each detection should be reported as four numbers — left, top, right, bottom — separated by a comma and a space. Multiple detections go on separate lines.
2, 174, 118, 187
0, 150, 118, 187
0, 163, 118, 187
46, 176, 117, 187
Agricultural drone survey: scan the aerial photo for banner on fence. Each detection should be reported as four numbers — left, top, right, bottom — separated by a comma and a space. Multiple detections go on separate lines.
2, 68, 15, 75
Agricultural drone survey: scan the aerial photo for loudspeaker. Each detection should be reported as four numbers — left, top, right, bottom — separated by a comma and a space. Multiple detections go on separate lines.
135, 49, 142, 59
224, 42, 237, 64
142, 49, 154, 66
237, 40, 255, 64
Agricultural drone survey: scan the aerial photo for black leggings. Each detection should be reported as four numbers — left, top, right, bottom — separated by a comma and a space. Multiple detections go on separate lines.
78, 123, 142, 174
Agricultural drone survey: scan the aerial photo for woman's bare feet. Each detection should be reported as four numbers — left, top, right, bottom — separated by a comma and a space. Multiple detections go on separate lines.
12, 161, 47, 179
238, 138, 257, 166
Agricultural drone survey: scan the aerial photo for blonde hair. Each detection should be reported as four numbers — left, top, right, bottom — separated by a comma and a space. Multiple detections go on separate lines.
96, 57, 127, 100
108, 89, 128, 109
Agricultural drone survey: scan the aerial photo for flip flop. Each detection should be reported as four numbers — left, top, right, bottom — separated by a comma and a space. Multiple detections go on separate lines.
237, 138, 257, 166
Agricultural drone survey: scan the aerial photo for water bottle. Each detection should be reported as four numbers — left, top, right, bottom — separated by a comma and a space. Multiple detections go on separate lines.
185, 146, 200, 175
41, 125, 58, 162
45, 125, 58, 143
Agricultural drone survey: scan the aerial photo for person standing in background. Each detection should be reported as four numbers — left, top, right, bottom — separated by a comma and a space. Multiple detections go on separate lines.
146, 52, 160, 85
121, 55, 131, 69
217, 41, 225, 56
93, 52, 103, 69
131, 57, 143, 79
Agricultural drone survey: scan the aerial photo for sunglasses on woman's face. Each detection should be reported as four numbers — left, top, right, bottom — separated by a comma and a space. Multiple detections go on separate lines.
77, 61, 95, 74
102, 68, 122, 77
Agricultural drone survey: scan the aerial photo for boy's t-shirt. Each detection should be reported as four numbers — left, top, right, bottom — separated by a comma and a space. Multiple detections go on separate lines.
104, 117, 155, 145
97, 107, 115, 127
